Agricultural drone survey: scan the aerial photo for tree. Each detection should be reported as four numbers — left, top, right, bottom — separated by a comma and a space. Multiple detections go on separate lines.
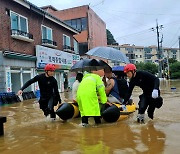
168, 58, 177, 64
136, 62, 158, 75
169, 62, 180, 79
106, 29, 118, 45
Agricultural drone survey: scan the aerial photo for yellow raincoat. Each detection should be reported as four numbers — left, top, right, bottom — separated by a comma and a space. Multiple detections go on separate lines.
77, 73, 107, 117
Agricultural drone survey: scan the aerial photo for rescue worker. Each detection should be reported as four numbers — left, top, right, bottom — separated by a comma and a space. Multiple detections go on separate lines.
17, 63, 61, 120
76, 70, 110, 126
123, 63, 163, 123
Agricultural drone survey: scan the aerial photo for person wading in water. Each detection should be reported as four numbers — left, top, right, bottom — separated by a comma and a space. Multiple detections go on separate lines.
17, 63, 61, 120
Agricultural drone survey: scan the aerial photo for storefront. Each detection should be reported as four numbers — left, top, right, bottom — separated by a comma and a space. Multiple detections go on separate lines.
36, 45, 80, 92
0, 46, 80, 93
0, 51, 36, 93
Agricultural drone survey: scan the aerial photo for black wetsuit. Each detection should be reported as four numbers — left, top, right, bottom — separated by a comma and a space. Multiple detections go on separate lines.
20, 73, 61, 118
123, 71, 160, 119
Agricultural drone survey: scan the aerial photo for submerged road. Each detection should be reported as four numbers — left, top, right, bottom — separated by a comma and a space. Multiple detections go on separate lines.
0, 79, 180, 154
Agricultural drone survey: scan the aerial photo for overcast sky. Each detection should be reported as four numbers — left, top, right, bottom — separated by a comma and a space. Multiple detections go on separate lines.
28, 0, 180, 48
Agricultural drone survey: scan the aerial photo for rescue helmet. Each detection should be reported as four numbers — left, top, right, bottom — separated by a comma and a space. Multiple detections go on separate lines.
124, 63, 136, 73
44, 63, 56, 71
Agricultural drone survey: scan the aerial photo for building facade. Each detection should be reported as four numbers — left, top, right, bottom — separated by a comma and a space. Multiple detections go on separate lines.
0, 0, 80, 93
108, 44, 180, 64
42, 5, 107, 55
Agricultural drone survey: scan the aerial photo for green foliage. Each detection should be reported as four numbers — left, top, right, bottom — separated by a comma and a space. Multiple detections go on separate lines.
168, 58, 177, 64
170, 62, 180, 79
106, 29, 118, 45
136, 62, 158, 75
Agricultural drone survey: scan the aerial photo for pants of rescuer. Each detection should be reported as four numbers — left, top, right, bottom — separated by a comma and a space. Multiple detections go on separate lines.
39, 96, 58, 118
138, 93, 163, 119
82, 116, 101, 124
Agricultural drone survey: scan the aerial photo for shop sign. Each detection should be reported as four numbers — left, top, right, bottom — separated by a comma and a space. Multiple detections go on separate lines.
36, 45, 80, 69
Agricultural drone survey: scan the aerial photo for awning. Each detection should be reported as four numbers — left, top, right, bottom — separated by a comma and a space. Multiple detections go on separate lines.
3, 51, 37, 61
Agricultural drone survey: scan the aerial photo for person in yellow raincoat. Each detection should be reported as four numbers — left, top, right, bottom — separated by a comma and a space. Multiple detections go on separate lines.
77, 70, 109, 126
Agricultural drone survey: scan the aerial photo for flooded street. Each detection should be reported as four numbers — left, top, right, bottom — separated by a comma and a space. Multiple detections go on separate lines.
0, 80, 180, 154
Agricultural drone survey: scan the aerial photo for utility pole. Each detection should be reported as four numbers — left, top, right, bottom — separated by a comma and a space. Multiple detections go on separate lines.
179, 36, 180, 59
160, 34, 164, 76
179, 36, 180, 49
167, 50, 170, 79
151, 20, 163, 78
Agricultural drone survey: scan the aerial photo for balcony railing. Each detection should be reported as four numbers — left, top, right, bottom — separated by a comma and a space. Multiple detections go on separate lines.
42, 39, 57, 47
11, 29, 33, 39
63, 45, 74, 52
11, 29, 34, 42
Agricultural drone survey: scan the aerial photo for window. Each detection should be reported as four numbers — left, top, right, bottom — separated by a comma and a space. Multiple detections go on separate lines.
10, 11, 33, 41
144, 47, 152, 53
63, 34, 70, 47
11, 68, 32, 93
65, 20, 71, 26
76, 19, 81, 31
41, 25, 52, 40
171, 49, 177, 54
81, 18, 87, 31
64, 17, 87, 31
10, 11, 28, 33
41, 26, 57, 47
146, 55, 152, 59
173, 55, 176, 59
74, 39, 79, 54
71, 19, 77, 29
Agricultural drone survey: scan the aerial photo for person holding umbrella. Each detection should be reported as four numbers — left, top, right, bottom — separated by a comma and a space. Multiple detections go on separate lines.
76, 59, 111, 126
122, 63, 163, 123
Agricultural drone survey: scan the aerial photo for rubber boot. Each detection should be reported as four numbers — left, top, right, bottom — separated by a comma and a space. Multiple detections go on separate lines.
137, 114, 145, 124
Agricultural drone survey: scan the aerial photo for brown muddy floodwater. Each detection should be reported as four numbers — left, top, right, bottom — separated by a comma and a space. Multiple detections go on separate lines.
0, 79, 180, 154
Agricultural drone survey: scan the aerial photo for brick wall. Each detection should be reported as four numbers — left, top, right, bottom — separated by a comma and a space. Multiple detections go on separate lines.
0, 0, 76, 56
47, 5, 107, 49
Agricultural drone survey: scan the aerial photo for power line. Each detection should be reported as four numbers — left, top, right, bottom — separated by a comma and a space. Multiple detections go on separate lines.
105, 9, 180, 16
91, 0, 105, 8
115, 29, 151, 39
95, 8, 145, 27
170, 39, 178, 48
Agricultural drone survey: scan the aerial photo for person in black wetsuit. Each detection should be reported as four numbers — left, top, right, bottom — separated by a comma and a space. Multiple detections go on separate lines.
123, 63, 163, 123
17, 64, 61, 120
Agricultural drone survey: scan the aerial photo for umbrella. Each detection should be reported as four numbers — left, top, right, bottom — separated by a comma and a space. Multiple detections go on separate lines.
70, 59, 109, 72
112, 66, 126, 79
96, 59, 111, 69
86, 46, 130, 63
112, 66, 125, 72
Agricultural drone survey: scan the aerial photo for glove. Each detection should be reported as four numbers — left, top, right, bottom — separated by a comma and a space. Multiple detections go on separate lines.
152, 89, 158, 99
121, 104, 127, 111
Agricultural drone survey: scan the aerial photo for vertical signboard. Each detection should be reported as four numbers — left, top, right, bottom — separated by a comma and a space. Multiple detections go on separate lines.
5, 66, 12, 92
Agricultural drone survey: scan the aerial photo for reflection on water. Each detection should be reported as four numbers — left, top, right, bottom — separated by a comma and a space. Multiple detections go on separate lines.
0, 80, 180, 153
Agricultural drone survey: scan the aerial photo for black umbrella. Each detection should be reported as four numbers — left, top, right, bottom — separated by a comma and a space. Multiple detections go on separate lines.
70, 59, 109, 72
